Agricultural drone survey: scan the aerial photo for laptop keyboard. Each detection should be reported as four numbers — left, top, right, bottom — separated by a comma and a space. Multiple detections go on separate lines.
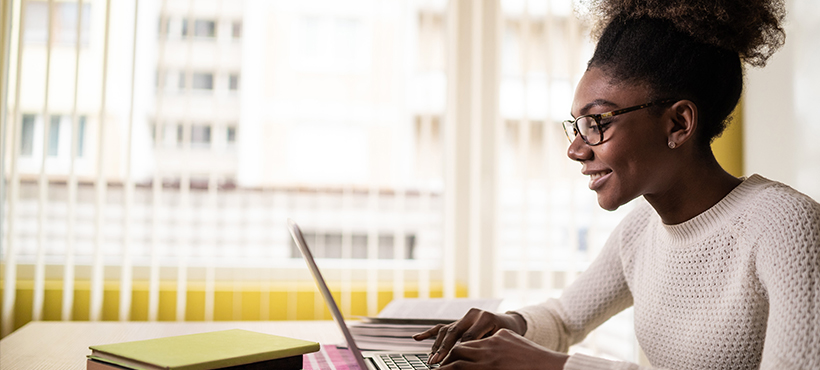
378, 353, 438, 369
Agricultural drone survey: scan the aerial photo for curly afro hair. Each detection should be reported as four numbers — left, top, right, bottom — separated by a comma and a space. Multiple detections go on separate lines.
579, 0, 786, 145
583, 0, 786, 67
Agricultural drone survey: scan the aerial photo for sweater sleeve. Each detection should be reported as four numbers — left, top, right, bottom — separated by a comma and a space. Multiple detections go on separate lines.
755, 191, 820, 369
511, 209, 638, 353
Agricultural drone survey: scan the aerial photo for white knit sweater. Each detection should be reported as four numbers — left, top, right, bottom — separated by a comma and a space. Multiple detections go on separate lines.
513, 175, 820, 369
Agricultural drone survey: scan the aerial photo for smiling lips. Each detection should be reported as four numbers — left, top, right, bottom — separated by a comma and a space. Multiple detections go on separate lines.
587, 170, 612, 190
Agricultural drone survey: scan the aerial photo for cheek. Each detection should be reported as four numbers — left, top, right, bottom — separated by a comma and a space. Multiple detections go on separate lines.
600, 138, 660, 178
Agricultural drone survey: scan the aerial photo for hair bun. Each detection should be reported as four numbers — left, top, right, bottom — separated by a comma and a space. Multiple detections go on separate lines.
579, 0, 786, 67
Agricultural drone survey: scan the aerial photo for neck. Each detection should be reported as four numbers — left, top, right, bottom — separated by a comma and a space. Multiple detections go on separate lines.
644, 152, 742, 225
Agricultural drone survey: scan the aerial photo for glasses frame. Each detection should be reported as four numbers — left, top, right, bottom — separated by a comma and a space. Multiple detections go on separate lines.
562, 99, 677, 146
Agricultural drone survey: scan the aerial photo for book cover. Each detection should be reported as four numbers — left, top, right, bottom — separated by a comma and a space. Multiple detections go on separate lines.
88, 329, 319, 370
87, 354, 304, 370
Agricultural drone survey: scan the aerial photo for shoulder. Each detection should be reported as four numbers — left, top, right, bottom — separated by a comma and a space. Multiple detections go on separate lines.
739, 176, 820, 276
736, 175, 820, 241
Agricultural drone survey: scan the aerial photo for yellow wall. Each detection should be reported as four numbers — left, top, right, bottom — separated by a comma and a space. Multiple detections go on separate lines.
712, 100, 744, 177
0, 279, 468, 337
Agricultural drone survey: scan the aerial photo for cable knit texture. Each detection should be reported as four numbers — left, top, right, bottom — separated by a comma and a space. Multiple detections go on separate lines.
513, 174, 820, 369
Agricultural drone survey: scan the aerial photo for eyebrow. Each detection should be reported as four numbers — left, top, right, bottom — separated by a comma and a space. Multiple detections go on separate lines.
571, 99, 619, 118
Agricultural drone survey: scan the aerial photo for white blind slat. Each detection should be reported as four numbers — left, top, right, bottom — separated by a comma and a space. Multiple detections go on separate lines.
32, 0, 55, 323
90, 0, 113, 323
119, 0, 140, 322
63, 0, 86, 322
1, 0, 25, 338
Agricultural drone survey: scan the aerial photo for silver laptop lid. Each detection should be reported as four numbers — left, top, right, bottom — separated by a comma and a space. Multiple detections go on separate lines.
287, 218, 370, 370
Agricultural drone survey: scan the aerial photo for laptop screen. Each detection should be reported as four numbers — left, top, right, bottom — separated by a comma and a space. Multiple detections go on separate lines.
288, 218, 371, 370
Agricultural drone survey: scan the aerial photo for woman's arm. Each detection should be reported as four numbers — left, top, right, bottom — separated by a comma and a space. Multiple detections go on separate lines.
755, 198, 820, 369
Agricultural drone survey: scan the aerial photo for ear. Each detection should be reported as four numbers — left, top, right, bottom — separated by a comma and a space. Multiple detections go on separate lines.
666, 100, 697, 148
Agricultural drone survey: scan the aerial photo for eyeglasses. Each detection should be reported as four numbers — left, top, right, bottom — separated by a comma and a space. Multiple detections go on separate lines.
562, 99, 676, 146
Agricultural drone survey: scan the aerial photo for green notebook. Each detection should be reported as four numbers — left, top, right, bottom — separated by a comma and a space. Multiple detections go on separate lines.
88, 329, 320, 370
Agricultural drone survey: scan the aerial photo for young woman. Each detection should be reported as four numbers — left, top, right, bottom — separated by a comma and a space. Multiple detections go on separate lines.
413, 0, 820, 369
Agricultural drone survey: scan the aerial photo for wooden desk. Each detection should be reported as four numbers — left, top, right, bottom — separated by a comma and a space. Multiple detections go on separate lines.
0, 321, 344, 370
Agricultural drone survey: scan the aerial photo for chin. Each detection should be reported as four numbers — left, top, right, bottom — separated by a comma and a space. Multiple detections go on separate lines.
596, 195, 623, 211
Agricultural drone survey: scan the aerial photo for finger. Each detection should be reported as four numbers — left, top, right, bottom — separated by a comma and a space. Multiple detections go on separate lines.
437, 360, 472, 370
427, 308, 484, 364
440, 343, 483, 366
412, 324, 446, 341
429, 324, 470, 364
459, 311, 499, 342
494, 328, 518, 338
428, 325, 451, 359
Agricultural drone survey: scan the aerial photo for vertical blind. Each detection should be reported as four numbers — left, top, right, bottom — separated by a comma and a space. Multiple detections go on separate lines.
1, 0, 639, 362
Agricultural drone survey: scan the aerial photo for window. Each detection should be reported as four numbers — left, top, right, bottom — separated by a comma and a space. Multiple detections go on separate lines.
158, 16, 170, 38
226, 125, 237, 145
77, 116, 86, 157
20, 114, 36, 156
289, 232, 417, 260
181, 18, 189, 37
23, 2, 48, 44
190, 175, 210, 190
192, 73, 213, 90
24, 1, 91, 46
232, 21, 242, 39
193, 20, 216, 38
191, 125, 211, 148
178, 71, 186, 90
54, 2, 91, 45
163, 123, 181, 148
229, 74, 239, 91
151, 121, 158, 145
48, 116, 60, 156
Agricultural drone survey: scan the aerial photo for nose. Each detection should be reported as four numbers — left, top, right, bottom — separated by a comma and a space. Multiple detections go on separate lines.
567, 135, 592, 162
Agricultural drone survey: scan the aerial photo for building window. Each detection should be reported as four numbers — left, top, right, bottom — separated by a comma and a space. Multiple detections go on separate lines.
77, 116, 86, 157
194, 19, 216, 38
192, 73, 213, 90
163, 123, 182, 148
181, 18, 189, 37
48, 115, 61, 156
289, 232, 417, 259
231, 21, 242, 39
20, 114, 36, 156
54, 2, 91, 45
24, 1, 91, 46
151, 121, 158, 145
178, 71, 186, 90
191, 125, 211, 148
226, 125, 237, 145
158, 16, 170, 38
229, 74, 239, 91
23, 2, 48, 44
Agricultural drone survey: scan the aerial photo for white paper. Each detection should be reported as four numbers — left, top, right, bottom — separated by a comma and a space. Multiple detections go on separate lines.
377, 298, 503, 320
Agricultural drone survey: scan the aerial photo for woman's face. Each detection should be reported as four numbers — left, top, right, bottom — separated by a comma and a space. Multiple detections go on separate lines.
567, 68, 674, 211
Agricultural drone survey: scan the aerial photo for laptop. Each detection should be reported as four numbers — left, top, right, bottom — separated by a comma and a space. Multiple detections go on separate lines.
287, 218, 437, 370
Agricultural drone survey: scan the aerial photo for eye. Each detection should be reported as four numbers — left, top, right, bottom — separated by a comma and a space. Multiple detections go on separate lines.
587, 124, 601, 135
598, 118, 615, 129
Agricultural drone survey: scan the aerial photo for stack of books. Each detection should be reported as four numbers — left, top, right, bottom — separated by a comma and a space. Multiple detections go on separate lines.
348, 298, 502, 352
87, 329, 319, 370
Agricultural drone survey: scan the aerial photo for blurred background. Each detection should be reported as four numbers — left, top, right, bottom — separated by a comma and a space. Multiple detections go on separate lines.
1, 0, 817, 364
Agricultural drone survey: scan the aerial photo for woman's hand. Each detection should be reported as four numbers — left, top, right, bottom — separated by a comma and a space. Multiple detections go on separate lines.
412, 308, 528, 364
437, 329, 569, 370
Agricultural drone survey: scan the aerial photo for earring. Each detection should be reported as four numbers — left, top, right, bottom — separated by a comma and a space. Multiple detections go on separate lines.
668, 141, 676, 149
